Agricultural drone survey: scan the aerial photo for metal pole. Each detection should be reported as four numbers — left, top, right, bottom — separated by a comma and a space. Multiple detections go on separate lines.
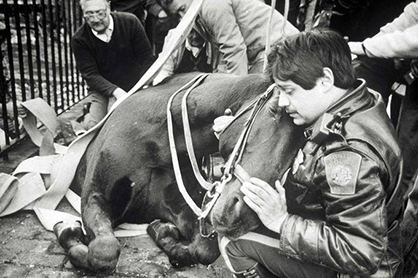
33, 0, 43, 99
40, 0, 52, 105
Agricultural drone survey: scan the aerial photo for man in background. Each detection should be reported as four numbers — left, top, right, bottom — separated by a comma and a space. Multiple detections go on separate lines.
72, 0, 155, 129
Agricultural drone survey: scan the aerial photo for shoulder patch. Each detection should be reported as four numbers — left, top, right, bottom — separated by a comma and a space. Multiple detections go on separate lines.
324, 151, 362, 195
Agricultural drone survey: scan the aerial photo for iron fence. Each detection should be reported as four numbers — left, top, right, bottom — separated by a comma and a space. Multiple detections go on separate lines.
0, 0, 87, 157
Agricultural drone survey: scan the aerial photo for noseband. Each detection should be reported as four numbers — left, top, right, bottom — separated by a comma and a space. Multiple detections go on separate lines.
166, 74, 276, 237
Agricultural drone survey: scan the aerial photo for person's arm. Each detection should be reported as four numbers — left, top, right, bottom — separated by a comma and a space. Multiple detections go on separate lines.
72, 37, 118, 97
130, 16, 156, 78
362, 24, 418, 58
280, 150, 387, 275
349, 1, 418, 58
377, 1, 418, 36
152, 30, 185, 86
200, 0, 248, 75
143, 0, 166, 18
243, 149, 388, 276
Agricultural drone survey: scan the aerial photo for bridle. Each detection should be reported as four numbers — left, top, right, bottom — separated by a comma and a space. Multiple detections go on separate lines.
200, 83, 277, 217
166, 74, 276, 238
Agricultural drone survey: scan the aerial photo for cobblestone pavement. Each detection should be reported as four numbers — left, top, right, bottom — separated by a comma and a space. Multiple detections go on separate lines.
0, 98, 232, 278
0, 200, 231, 278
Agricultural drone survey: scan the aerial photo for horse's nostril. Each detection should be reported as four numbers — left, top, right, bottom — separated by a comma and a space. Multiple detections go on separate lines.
232, 195, 244, 215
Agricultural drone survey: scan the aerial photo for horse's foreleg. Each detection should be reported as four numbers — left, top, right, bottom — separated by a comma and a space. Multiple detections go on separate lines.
147, 219, 220, 267
57, 192, 120, 273
54, 220, 90, 269
80, 192, 120, 273
55, 192, 119, 273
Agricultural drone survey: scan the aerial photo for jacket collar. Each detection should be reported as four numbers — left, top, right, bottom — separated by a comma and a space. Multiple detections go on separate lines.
304, 79, 373, 141
326, 79, 372, 117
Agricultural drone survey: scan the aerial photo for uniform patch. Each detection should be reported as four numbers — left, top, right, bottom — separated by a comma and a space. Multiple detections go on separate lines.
324, 151, 362, 195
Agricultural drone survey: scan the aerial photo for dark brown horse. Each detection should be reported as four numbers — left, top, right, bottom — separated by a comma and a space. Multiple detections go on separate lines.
209, 84, 304, 239
60, 72, 302, 273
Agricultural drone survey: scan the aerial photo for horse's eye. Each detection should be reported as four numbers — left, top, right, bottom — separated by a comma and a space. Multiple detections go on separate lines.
268, 103, 278, 115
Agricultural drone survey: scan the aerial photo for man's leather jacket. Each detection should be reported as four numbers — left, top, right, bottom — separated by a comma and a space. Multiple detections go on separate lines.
278, 80, 405, 277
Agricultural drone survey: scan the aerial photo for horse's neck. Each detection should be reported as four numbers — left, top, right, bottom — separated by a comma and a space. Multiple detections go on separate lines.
172, 73, 270, 155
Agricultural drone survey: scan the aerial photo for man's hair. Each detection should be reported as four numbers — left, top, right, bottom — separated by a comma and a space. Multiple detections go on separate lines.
266, 29, 356, 90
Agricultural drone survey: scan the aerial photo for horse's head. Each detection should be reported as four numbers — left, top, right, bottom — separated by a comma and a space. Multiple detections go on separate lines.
209, 85, 304, 239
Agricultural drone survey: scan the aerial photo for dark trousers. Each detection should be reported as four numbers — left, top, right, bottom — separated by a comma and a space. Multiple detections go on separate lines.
219, 233, 337, 278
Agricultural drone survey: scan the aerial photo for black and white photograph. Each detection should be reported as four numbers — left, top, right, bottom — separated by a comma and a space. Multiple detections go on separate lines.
0, 0, 417, 277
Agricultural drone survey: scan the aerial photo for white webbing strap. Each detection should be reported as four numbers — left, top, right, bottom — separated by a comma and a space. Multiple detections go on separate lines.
181, 74, 214, 191
0, 0, 205, 233
167, 73, 208, 217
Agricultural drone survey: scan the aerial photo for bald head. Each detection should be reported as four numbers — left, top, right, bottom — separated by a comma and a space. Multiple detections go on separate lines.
80, 0, 109, 10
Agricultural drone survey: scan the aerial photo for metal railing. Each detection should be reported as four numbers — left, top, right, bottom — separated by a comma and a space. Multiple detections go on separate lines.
0, 0, 87, 157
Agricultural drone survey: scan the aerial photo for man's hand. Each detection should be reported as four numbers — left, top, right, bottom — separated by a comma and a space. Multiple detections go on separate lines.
112, 88, 127, 100
213, 115, 234, 133
348, 41, 362, 56
213, 109, 234, 138
240, 177, 288, 234
157, 10, 168, 18
348, 41, 366, 57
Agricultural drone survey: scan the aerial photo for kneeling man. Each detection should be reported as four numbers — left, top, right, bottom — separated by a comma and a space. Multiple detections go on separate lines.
219, 29, 405, 278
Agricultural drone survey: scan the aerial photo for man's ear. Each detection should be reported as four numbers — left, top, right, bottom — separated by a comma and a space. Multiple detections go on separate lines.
320, 67, 334, 92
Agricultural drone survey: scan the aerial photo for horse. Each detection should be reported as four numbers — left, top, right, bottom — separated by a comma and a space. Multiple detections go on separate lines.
208, 81, 305, 239
57, 72, 303, 274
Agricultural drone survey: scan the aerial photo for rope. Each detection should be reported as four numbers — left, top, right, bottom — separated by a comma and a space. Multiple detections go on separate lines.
263, 0, 290, 71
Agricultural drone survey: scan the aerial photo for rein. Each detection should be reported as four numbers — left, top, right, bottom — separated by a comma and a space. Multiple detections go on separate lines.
199, 84, 277, 220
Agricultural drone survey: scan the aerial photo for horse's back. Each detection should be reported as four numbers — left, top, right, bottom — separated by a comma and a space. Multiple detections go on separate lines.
97, 72, 270, 144
77, 72, 271, 190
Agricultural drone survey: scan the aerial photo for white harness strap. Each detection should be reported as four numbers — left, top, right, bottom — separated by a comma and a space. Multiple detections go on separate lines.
0, 0, 205, 235
167, 73, 209, 217
181, 74, 214, 191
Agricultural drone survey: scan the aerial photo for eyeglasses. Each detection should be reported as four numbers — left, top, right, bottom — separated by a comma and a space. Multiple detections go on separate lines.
84, 9, 107, 20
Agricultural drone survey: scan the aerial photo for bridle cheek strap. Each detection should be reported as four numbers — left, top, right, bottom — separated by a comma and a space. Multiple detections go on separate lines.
233, 164, 251, 184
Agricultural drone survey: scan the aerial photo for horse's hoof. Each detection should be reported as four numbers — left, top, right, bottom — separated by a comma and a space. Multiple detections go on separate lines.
88, 236, 120, 273
147, 220, 180, 241
68, 244, 89, 269
54, 221, 86, 250
169, 258, 190, 268
147, 219, 162, 242
169, 259, 181, 268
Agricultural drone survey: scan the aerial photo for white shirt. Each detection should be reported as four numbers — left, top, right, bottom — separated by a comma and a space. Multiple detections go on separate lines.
91, 15, 114, 43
